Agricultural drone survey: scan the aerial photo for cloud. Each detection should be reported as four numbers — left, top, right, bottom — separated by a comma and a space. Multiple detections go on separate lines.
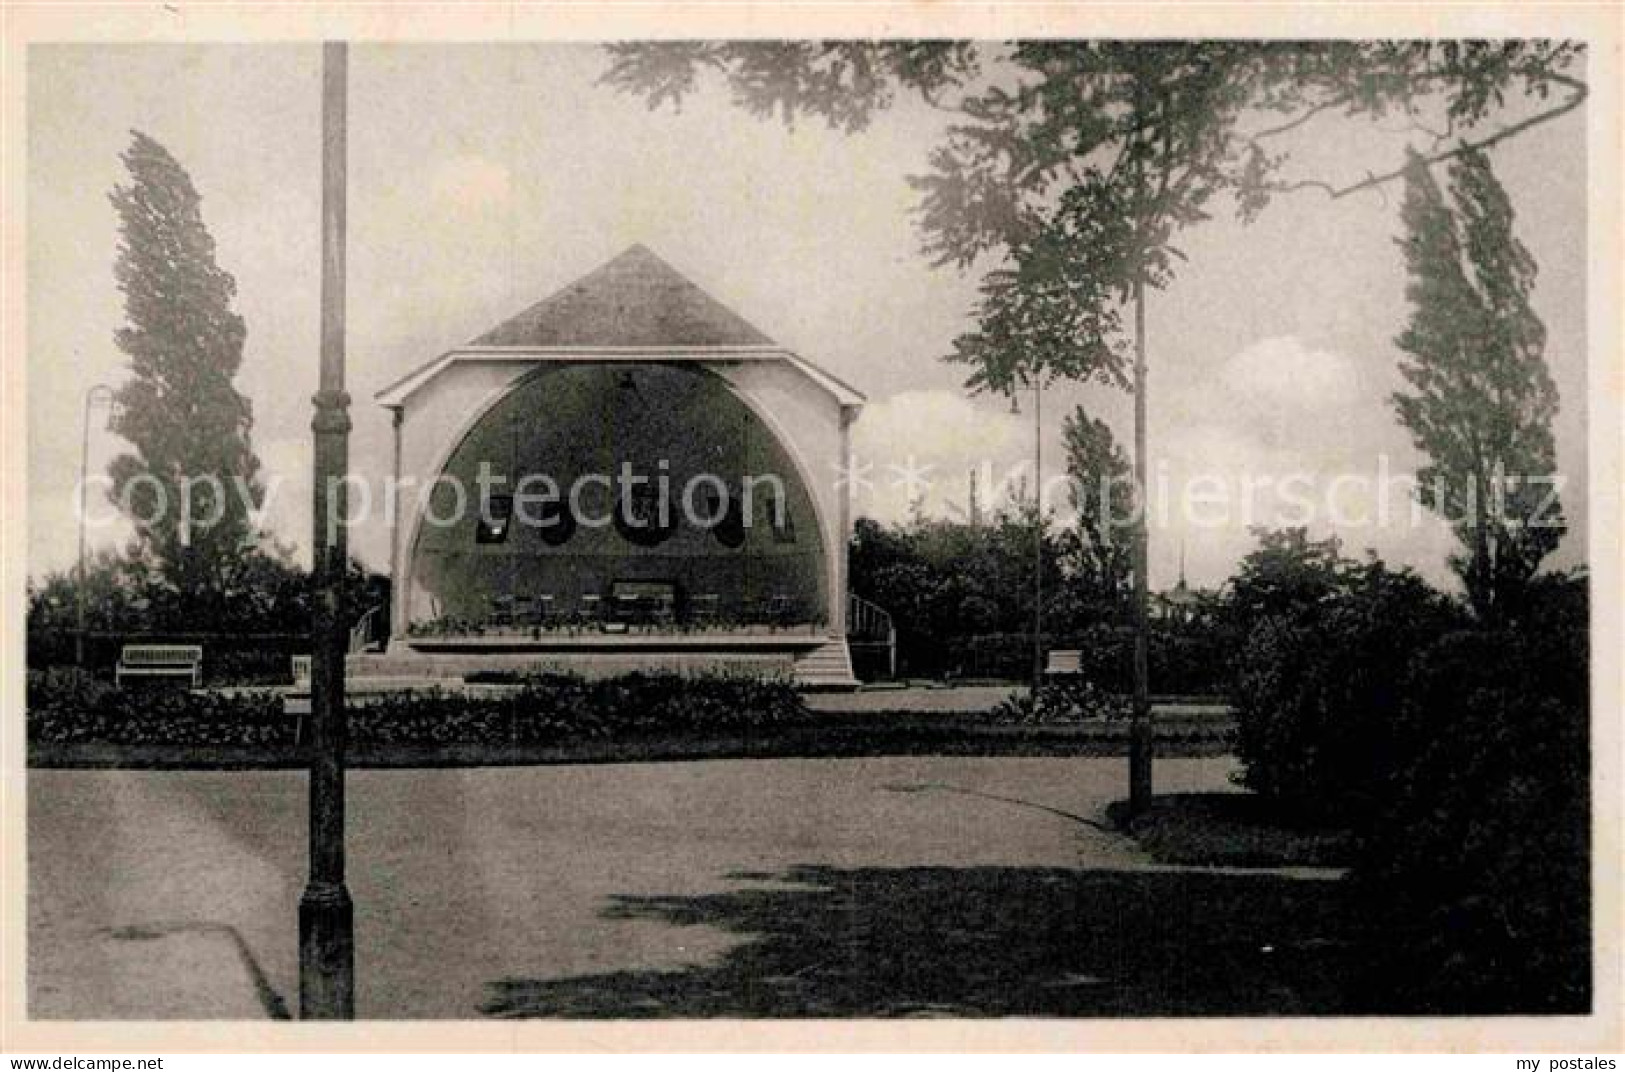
855, 389, 1019, 460
1222, 335, 1360, 411
850, 389, 1025, 521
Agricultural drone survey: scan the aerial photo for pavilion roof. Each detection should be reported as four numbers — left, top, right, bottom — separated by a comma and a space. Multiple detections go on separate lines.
472, 244, 774, 348
375, 244, 864, 408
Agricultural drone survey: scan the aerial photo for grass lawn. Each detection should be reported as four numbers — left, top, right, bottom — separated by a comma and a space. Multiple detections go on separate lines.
1107, 792, 1355, 869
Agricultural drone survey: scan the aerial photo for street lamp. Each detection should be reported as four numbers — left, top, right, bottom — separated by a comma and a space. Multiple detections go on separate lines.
299, 39, 355, 1020
76, 383, 117, 667
1009, 381, 1043, 697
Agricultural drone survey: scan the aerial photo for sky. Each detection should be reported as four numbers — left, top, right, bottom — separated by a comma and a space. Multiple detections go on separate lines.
26, 42, 1589, 592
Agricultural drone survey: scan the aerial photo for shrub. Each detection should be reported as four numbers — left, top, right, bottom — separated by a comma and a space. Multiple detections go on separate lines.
27, 667, 290, 746
989, 677, 1130, 724
204, 647, 301, 686
27, 668, 812, 748
1352, 575, 1589, 1012
1228, 556, 1589, 1012
25, 668, 120, 742
1229, 559, 1461, 825
28, 633, 313, 685
954, 622, 1235, 696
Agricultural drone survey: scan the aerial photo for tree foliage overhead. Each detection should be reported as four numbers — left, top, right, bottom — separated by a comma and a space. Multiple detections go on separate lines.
602, 42, 983, 133
107, 130, 264, 618
1392, 147, 1564, 618
602, 40, 1585, 394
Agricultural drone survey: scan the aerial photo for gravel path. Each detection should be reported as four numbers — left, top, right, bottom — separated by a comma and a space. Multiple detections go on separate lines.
28, 756, 1358, 1019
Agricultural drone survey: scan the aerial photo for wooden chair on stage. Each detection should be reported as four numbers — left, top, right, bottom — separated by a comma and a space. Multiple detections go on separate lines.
764, 593, 795, 631
688, 593, 720, 629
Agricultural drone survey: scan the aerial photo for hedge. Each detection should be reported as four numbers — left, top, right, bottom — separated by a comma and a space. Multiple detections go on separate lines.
26, 668, 811, 748
1225, 564, 1589, 1012
988, 677, 1132, 724
1228, 564, 1461, 825
1351, 578, 1590, 1013
953, 623, 1237, 695
28, 632, 309, 686
26, 668, 291, 747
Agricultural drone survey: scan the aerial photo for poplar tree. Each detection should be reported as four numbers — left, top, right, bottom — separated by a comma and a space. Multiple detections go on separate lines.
107, 130, 264, 622
1393, 148, 1564, 619
1062, 407, 1134, 614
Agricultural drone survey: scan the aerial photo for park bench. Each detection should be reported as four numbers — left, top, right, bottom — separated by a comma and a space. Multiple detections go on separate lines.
1044, 649, 1083, 677
285, 655, 314, 746
115, 644, 203, 688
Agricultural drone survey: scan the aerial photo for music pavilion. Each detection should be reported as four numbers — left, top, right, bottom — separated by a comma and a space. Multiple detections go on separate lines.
363, 245, 865, 689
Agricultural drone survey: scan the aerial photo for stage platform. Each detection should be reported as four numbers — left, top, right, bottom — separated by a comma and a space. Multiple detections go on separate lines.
346, 630, 858, 690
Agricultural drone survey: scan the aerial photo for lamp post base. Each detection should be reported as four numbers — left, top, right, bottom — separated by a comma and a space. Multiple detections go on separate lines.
298, 881, 355, 1019
1128, 713, 1155, 816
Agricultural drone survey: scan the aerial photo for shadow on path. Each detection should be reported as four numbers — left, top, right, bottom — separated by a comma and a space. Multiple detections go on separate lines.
881, 782, 1116, 833
481, 865, 1373, 1018
102, 921, 292, 1020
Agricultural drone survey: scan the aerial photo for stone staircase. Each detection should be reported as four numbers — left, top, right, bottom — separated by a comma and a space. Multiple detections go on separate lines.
347, 648, 797, 683
791, 639, 859, 691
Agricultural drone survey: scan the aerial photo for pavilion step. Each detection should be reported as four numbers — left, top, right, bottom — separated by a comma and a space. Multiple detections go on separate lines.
346, 649, 800, 682
792, 641, 860, 691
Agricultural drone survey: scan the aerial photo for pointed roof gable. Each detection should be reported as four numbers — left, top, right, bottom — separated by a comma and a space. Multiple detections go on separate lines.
471, 244, 775, 348
375, 243, 864, 409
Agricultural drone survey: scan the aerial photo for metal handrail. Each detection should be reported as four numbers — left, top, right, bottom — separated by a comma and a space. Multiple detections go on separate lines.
348, 604, 382, 654
847, 593, 893, 641
847, 593, 898, 678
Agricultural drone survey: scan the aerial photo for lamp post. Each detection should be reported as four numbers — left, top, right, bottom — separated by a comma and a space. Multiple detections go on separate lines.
1010, 381, 1043, 696
299, 39, 355, 1019
1128, 278, 1153, 814
76, 383, 117, 667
